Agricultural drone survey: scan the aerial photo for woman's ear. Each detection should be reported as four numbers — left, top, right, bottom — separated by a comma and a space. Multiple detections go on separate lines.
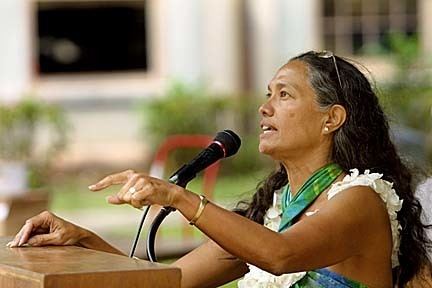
323, 104, 346, 134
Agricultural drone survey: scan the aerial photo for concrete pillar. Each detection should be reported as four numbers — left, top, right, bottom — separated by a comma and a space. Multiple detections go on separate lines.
0, 0, 32, 102
279, 0, 322, 58
201, 0, 243, 94
246, 0, 321, 91
162, 0, 202, 84
247, 0, 281, 91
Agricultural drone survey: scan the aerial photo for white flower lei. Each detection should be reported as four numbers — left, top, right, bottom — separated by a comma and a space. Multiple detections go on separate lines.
238, 190, 307, 288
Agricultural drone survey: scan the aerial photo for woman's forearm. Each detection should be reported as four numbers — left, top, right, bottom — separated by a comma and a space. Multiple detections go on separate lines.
79, 229, 126, 256
174, 190, 288, 274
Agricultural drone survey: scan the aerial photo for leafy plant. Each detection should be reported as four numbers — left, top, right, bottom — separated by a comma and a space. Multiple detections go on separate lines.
0, 97, 69, 187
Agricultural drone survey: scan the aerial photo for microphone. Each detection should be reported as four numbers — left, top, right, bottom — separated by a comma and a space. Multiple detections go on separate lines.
144, 130, 241, 262
168, 130, 241, 187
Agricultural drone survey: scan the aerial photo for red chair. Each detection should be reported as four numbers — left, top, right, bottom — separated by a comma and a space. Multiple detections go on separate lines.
147, 135, 220, 253
149, 135, 220, 199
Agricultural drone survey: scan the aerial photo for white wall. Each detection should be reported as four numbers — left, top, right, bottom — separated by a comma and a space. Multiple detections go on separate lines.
0, 0, 32, 102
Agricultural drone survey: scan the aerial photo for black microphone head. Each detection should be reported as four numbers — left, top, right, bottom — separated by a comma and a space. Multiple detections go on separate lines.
214, 130, 241, 157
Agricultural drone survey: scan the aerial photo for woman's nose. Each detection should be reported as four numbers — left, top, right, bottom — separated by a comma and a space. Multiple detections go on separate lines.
259, 100, 274, 117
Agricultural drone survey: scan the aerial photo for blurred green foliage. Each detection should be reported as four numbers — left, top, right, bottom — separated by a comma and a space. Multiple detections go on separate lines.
139, 83, 230, 145
380, 34, 431, 129
381, 34, 432, 133
377, 34, 432, 165
138, 83, 271, 175
0, 97, 69, 187
381, 87, 432, 133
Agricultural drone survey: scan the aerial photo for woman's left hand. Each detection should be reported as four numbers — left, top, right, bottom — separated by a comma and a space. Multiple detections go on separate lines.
88, 170, 183, 209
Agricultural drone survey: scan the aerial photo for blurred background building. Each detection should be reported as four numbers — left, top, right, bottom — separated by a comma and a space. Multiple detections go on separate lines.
1, 0, 431, 168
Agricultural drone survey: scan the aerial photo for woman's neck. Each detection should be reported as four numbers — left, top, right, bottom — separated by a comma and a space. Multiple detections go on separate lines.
281, 155, 332, 197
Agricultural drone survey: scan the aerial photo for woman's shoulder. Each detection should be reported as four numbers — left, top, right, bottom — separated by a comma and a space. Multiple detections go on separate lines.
326, 168, 403, 234
326, 168, 402, 268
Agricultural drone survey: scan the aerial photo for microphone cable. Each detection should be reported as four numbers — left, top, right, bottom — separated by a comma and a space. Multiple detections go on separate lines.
129, 205, 151, 258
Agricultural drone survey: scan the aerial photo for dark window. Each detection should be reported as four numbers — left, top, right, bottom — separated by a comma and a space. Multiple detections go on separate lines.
37, 1, 147, 74
322, 0, 418, 55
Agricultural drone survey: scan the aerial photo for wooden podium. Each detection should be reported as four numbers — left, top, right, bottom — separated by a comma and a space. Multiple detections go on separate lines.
0, 237, 180, 288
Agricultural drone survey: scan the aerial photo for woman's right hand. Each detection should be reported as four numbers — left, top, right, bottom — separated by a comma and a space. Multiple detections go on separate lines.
6, 211, 89, 248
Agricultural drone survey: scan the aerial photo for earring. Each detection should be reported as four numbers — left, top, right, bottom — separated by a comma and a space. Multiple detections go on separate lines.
324, 127, 329, 132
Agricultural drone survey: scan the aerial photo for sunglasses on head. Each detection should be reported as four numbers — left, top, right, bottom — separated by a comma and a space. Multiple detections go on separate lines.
313, 50, 342, 89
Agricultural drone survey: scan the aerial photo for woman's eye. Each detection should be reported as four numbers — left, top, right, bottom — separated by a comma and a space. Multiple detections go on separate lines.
280, 91, 289, 98
266, 92, 271, 98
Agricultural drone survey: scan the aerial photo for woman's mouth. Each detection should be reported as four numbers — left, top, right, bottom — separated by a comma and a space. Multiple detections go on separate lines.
261, 125, 277, 134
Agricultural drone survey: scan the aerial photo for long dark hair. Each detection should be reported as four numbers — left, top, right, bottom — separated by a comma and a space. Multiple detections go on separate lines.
237, 51, 432, 286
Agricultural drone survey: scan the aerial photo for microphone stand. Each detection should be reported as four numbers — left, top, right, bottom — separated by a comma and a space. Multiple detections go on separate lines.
145, 206, 175, 262
146, 168, 193, 262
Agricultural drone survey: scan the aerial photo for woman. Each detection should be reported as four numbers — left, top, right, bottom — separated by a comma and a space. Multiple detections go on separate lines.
7, 51, 431, 287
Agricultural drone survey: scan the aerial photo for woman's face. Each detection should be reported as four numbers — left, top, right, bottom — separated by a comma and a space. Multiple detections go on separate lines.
258, 60, 329, 160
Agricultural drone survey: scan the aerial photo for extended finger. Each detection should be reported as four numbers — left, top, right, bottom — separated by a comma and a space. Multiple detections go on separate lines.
7, 224, 28, 247
106, 195, 126, 204
17, 221, 37, 246
106, 195, 127, 205
27, 233, 60, 247
88, 170, 134, 191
